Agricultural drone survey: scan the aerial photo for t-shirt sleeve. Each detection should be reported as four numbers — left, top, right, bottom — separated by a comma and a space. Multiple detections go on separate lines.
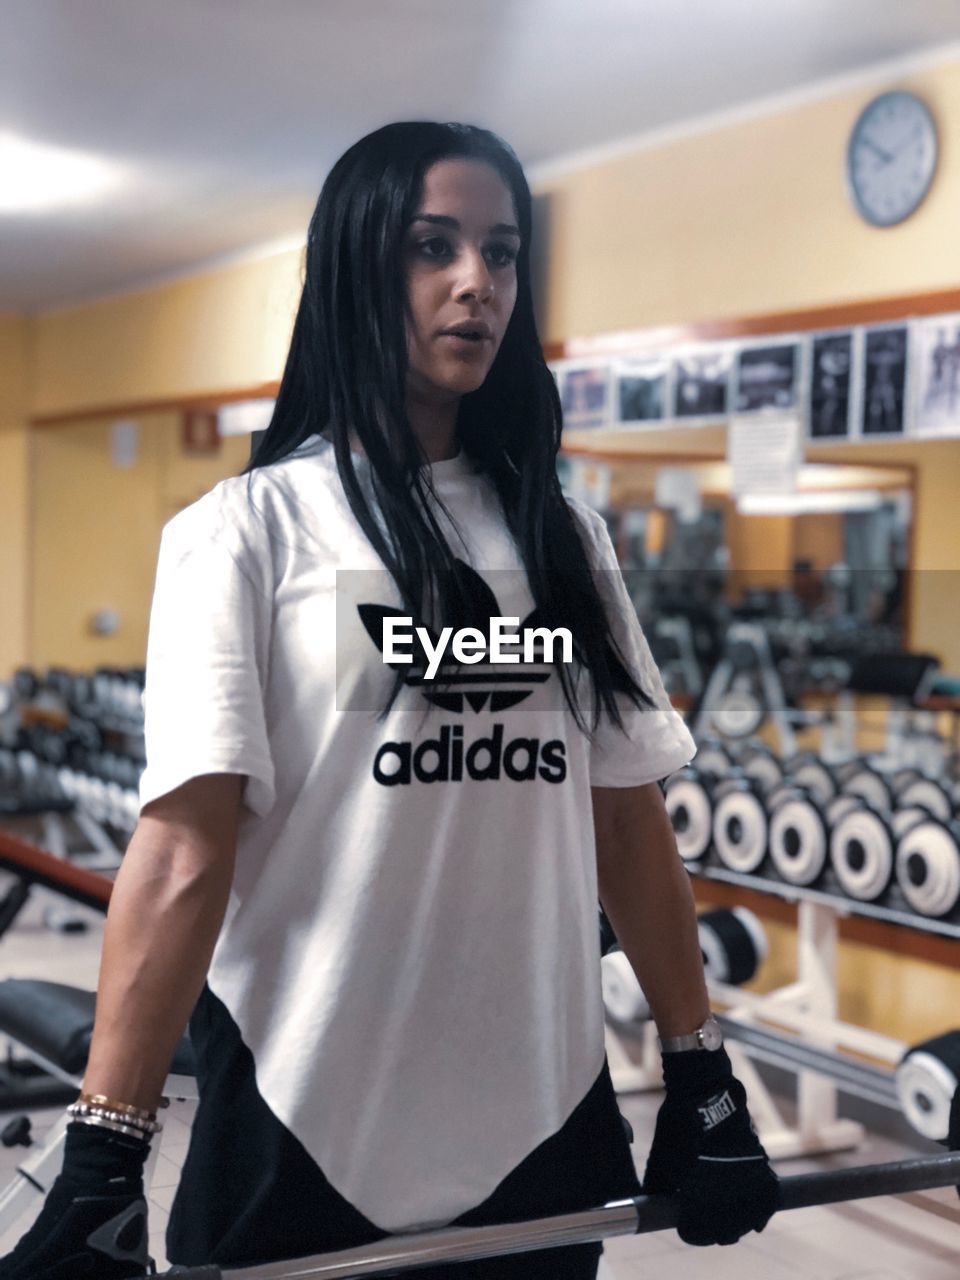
568, 499, 696, 787
138, 485, 276, 819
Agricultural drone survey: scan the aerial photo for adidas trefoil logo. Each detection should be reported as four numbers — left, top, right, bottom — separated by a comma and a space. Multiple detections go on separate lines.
358, 560, 554, 715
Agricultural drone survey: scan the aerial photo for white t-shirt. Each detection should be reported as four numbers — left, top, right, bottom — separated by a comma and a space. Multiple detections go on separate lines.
139, 436, 695, 1232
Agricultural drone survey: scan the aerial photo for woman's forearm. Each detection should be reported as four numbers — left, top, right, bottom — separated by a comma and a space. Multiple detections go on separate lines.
593, 782, 709, 1039
81, 808, 238, 1111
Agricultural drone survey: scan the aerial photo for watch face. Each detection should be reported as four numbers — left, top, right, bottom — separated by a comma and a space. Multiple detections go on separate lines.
847, 90, 938, 227
701, 1016, 724, 1051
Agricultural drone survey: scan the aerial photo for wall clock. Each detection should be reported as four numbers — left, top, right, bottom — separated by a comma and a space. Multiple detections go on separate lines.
846, 90, 938, 227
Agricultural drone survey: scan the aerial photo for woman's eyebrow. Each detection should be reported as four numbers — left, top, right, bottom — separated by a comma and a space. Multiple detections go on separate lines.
410, 213, 521, 238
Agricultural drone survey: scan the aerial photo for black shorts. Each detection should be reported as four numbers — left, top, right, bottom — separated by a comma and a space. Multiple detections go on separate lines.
166, 985, 639, 1277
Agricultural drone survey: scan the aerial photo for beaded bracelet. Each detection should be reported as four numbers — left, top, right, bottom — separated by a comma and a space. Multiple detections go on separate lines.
68, 1101, 162, 1138
69, 1110, 154, 1142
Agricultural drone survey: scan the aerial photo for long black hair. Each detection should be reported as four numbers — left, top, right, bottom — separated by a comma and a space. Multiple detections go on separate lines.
244, 120, 651, 729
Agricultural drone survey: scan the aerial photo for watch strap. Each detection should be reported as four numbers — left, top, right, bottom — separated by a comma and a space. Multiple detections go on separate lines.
659, 1014, 723, 1053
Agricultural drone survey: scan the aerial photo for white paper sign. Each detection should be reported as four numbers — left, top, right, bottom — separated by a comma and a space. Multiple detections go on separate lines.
728, 413, 802, 497
655, 467, 702, 523
218, 398, 276, 436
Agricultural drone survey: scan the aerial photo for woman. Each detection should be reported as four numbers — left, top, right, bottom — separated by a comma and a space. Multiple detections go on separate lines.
1, 122, 777, 1280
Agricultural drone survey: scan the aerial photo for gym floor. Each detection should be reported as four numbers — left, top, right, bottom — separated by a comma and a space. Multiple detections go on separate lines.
0, 885, 956, 1277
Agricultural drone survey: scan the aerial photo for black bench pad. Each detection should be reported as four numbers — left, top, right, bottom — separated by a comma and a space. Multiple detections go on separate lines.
0, 979, 196, 1077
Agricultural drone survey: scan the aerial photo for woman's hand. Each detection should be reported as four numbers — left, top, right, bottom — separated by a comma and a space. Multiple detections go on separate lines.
0, 1123, 152, 1278
643, 1046, 779, 1246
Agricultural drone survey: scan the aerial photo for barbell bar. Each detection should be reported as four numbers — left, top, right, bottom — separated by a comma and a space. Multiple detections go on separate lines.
159, 1151, 960, 1280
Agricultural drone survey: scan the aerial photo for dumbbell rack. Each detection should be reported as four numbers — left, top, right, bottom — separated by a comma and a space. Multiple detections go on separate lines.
607, 878, 957, 1160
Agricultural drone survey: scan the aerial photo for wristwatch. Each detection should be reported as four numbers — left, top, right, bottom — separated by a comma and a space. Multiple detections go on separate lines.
659, 1013, 724, 1053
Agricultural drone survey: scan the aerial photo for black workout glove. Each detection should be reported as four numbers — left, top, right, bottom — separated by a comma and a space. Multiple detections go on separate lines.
642, 1046, 780, 1247
0, 1121, 153, 1279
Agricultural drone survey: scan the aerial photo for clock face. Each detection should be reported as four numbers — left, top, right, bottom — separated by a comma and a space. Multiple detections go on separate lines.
847, 90, 938, 227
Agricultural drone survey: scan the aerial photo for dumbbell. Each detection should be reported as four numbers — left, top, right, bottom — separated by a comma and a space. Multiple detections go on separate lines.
894, 815, 960, 919
11, 669, 38, 702
840, 764, 895, 813
767, 786, 831, 888
44, 667, 75, 705
712, 775, 769, 875
896, 1030, 960, 1141
64, 717, 104, 764
693, 737, 736, 778
829, 803, 929, 904
698, 906, 767, 986
600, 951, 651, 1023
664, 767, 716, 865
783, 752, 839, 805
895, 774, 954, 823
825, 793, 861, 826
601, 908, 768, 1025
736, 740, 784, 794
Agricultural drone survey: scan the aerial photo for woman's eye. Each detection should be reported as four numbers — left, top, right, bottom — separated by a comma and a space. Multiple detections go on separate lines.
485, 243, 518, 268
417, 236, 451, 260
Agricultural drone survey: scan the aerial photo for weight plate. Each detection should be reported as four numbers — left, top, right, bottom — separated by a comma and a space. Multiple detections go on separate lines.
892, 769, 924, 797
665, 774, 713, 863
694, 741, 734, 778
601, 950, 650, 1023
897, 778, 952, 823
698, 906, 767, 986
842, 767, 894, 813
830, 807, 895, 901
895, 819, 960, 918
712, 786, 769, 874
896, 1050, 960, 1141
890, 806, 932, 839
826, 794, 862, 827
769, 795, 829, 886
741, 751, 784, 794
713, 690, 765, 738
787, 756, 838, 805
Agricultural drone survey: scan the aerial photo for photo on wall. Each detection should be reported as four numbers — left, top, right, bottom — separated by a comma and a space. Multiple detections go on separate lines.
735, 341, 801, 412
861, 325, 909, 437
615, 355, 669, 424
557, 362, 611, 430
808, 331, 854, 439
672, 347, 732, 420
913, 313, 960, 437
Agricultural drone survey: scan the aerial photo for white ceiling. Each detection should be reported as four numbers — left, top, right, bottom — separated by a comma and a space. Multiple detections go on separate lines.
4, 0, 960, 313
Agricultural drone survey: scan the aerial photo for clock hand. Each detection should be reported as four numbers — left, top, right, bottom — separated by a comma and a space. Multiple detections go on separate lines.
860, 134, 895, 164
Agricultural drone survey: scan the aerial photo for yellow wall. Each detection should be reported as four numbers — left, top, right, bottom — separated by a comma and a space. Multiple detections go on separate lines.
32, 250, 303, 417
536, 59, 960, 339
29, 417, 251, 670
0, 316, 30, 678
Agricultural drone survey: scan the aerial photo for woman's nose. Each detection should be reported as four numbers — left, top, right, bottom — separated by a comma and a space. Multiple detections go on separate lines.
454, 249, 494, 303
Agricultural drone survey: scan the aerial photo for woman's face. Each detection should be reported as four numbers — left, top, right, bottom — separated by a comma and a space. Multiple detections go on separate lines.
403, 158, 520, 407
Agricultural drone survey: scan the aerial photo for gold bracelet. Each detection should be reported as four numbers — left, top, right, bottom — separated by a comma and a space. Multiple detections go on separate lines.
77, 1092, 159, 1123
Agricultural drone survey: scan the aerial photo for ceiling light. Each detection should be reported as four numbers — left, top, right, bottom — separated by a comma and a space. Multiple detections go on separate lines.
0, 131, 127, 214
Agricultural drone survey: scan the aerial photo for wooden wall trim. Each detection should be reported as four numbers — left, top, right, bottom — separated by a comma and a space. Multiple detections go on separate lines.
30, 286, 960, 426
31, 382, 281, 428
